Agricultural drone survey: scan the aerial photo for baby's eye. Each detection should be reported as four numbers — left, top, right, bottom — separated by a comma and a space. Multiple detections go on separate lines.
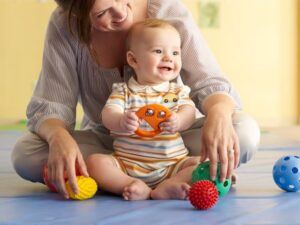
173, 51, 180, 56
153, 49, 162, 54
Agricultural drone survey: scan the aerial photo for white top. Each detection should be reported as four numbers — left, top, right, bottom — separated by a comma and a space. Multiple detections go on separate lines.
26, 0, 241, 133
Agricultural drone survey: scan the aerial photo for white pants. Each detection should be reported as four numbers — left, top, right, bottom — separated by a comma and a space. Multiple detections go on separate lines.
11, 111, 260, 183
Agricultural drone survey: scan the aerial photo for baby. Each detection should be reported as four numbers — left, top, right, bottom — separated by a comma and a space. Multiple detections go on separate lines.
87, 18, 199, 200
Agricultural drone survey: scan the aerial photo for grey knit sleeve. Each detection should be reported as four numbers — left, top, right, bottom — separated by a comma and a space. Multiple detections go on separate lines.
149, 0, 242, 114
26, 8, 79, 132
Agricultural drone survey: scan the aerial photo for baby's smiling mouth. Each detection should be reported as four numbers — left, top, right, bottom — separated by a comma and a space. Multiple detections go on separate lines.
158, 66, 172, 71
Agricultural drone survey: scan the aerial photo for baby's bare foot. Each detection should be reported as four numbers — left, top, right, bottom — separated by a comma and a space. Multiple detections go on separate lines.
151, 181, 190, 200
122, 180, 151, 201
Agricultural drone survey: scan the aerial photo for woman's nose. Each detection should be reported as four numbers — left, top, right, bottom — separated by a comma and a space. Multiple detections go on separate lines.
111, 2, 127, 21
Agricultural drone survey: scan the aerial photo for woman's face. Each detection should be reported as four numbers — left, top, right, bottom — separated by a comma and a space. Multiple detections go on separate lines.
90, 0, 134, 32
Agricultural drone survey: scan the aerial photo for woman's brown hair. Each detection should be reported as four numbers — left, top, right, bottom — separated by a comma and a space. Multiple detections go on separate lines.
54, 0, 95, 46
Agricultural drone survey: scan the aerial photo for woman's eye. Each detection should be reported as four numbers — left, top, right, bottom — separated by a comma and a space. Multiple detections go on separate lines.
96, 11, 106, 18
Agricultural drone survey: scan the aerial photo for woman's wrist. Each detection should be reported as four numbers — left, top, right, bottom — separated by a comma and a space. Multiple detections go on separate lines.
207, 102, 234, 118
47, 127, 70, 147
38, 118, 69, 145
203, 94, 235, 117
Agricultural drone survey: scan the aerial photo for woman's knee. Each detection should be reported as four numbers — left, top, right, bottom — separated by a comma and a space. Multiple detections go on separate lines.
11, 132, 48, 183
182, 112, 261, 163
233, 112, 260, 164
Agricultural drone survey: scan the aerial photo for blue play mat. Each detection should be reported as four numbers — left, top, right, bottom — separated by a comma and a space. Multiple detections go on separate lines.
1, 130, 300, 225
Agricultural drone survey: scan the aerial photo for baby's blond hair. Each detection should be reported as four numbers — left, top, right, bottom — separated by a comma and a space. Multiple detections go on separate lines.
126, 18, 179, 51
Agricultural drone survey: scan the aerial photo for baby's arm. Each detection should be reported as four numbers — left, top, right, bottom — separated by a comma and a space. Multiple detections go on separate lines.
160, 104, 195, 133
102, 106, 140, 134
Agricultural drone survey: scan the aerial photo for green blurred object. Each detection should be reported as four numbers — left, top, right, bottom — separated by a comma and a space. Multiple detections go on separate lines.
198, 1, 220, 28
192, 161, 231, 197
0, 120, 27, 131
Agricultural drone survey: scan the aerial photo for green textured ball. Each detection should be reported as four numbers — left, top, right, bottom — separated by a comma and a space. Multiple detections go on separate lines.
192, 161, 232, 197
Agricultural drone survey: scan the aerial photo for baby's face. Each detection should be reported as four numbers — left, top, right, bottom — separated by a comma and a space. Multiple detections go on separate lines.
129, 26, 182, 85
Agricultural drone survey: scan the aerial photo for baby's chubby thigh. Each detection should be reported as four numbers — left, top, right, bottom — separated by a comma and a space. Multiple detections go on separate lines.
86, 153, 121, 180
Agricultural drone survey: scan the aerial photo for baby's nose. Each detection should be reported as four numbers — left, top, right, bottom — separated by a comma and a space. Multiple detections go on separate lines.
162, 55, 173, 62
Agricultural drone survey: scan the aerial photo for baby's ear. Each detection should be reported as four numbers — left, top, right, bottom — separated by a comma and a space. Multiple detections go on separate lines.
127, 51, 137, 68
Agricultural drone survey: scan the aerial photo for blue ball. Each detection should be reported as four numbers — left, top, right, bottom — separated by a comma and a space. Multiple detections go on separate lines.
272, 155, 300, 192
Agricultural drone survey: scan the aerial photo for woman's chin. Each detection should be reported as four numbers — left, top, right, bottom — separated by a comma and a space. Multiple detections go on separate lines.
112, 13, 133, 31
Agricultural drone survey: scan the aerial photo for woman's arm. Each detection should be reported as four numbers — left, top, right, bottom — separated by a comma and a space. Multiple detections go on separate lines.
27, 8, 79, 133
27, 8, 84, 199
201, 94, 240, 182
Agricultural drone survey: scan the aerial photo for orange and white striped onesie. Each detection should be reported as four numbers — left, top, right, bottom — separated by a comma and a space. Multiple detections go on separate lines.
105, 77, 195, 188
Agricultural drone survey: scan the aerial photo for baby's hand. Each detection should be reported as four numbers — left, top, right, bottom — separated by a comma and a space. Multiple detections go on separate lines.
120, 111, 140, 134
159, 113, 179, 134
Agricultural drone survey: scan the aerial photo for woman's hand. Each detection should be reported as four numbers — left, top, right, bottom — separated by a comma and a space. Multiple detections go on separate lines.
200, 95, 240, 183
119, 111, 140, 133
47, 128, 89, 199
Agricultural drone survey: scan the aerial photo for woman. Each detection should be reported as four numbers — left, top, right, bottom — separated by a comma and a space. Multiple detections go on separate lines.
12, 0, 260, 199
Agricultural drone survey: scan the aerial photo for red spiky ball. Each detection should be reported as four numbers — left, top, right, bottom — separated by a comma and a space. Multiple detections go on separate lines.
189, 180, 219, 210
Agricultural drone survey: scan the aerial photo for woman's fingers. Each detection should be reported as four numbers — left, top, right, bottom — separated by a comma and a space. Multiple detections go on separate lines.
66, 159, 78, 195
203, 134, 238, 182
46, 133, 85, 199
199, 144, 208, 163
233, 135, 240, 169
57, 168, 69, 199
207, 143, 218, 181
50, 162, 69, 199
225, 147, 235, 180
218, 145, 229, 183
77, 154, 89, 177
208, 158, 218, 181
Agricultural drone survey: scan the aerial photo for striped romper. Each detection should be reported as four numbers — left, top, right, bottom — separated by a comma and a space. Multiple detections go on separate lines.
105, 77, 195, 188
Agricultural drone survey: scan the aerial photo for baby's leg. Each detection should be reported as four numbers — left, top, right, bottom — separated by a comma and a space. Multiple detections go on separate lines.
86, 154, 151, 200
151, 157, 199, 200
